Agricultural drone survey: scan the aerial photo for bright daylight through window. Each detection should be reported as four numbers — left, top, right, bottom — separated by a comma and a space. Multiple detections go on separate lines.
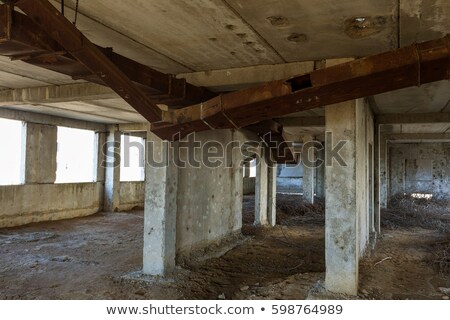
0, 118, 25, 185
56, 126, 97, 183
120, 134, 145, 182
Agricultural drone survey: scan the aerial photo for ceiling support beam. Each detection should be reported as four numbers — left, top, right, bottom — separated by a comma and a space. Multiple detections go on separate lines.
10, 0, 162, 122
0, 2, 214, 111
153, 35, 450, 140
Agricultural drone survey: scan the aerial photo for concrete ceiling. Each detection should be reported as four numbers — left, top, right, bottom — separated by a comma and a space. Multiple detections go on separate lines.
0, 0, 449, 129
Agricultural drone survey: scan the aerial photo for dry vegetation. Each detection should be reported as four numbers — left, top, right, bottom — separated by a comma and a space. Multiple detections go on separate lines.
383, 194, 450, 274
276, 194, 325, 226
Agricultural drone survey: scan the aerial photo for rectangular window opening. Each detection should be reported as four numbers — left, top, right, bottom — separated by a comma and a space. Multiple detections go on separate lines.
56, 126, 97, 184
120, 134, 145, 182
0, 118, 25, 185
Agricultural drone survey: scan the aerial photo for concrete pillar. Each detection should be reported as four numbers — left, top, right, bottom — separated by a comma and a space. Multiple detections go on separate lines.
267, 163, 277, 226
374, 124, 381, 234
96, 131, 106, 183
143, 131, 178, 276
316, 142, 325, 198
302, 135, 315, 203
379, 132, 388, 209
255, 147, 268, 226
24, 123, 57, 184
325, 100, 366, 296
103, 128, 121, 212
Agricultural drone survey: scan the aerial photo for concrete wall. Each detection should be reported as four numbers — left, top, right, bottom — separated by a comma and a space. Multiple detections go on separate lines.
0, 183, 103, 228
277, 163, 302, 193
118, 181, 145, 211
243, 177, 255, 195
388, 143, 450, 199
175, 129, 251, 257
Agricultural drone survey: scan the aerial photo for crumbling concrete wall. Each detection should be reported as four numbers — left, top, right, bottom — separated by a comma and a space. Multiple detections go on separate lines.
118, 181, 145, 211
277, 163, 302, 193
389, 143, 450, 199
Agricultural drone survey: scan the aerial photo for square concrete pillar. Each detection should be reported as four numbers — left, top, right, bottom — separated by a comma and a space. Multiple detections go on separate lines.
24, 123, 57, 184
96, 131, 106, 183
325, 100, 367, 296
302, 135, 315, 203
255, 147, 269, 226
103, 128, 121, 212
316, 142, 325, 198
143, 131, 178, 276
267, 163, 277, 226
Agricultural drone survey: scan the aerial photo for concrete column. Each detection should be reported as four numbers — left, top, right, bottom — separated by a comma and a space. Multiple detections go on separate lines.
316, 142, 325, 198
267, 163, 277, 226
379, 132, 388, 209
103, 128, 121, 212
374, 124, 381, 234
325, 100, 366, 296
302, 135, 315, 203
255, 147, 268, 226
143, 131, 178, 276
96, 131, 106, 183
24, 123, 57, 184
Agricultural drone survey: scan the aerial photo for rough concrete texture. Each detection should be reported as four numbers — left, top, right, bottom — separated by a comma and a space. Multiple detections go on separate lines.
302, 135, 315, 203
24, 123, 57, 184
267, 165, 277, 227
0, 183, 103, 228
324, 99, 374, 295
255, 147, 269, 226
175, 130, 246, 255
316, 145, 326, 198
277, 163, 302, 194
143, 132, 178, 276
104, 130, 121, 212
388, 143, 450, 199
118, 181, 145, 211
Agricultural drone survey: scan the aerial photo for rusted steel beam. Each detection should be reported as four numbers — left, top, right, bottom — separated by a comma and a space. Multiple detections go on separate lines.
153, 35, 450, 140
11, 0, 162, 122
245, 120, 297, 164
0, 3, 214, 110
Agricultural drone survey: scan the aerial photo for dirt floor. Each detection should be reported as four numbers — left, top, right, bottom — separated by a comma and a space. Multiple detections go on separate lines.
0, 194, 448, 300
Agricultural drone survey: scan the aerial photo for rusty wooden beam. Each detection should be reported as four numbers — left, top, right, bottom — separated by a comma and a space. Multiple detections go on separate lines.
153, 35, 450, 140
